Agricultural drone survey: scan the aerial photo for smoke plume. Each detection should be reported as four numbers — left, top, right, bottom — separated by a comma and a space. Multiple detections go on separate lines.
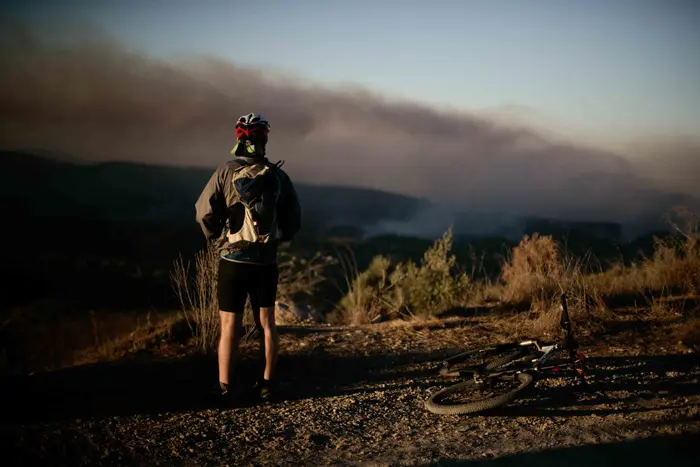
1, 20, 698, 228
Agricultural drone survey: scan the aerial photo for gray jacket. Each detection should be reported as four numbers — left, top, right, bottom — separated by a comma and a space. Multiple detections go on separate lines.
195, 156, 302, 264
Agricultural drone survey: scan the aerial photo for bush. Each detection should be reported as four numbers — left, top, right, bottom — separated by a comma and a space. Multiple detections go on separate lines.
394, 228, 472, 319
335, 228, 472, 323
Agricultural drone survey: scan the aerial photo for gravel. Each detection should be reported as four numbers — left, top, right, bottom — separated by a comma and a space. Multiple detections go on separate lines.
3, 316, 699, 466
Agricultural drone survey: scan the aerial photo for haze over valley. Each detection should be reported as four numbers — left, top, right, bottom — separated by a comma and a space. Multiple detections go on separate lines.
1, 18, 699, 240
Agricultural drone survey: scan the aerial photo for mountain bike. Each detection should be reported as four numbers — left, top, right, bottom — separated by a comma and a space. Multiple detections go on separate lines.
424, 293, 588, 415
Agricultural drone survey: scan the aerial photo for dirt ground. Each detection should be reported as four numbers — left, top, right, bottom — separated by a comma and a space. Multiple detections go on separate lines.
2, 310, 699, 466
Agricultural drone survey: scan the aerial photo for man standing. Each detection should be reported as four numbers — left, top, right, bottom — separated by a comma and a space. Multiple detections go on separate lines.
195, 113, 302, 402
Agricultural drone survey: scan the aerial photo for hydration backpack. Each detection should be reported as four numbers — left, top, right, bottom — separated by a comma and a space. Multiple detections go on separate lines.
226, 161, 282, 246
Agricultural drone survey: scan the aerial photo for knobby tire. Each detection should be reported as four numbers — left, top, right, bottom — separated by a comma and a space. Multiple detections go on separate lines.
425, 372, 534, 415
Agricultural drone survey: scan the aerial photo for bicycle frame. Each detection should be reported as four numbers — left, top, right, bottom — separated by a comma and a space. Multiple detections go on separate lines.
439, 293, 588, 384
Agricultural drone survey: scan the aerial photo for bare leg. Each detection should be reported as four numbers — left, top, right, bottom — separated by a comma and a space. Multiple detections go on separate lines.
218, 310, 243, 387
259, 306, 279, 380
252, 306, 265, 374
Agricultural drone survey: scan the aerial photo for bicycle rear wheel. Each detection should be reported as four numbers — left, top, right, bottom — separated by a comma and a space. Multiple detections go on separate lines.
439, 345, 530, 378
425, 372, 534, 415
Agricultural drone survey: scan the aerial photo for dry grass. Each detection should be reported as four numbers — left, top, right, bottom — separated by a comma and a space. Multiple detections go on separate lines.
491, 209, 699, 339
0, 302, 180, 376
171, 245, 220, 354
0, 244, 332, 375
170, 244, 333, 353
332, 208, 699, 340
589, 208, 699, 299
335, 254, 396, 325
7, 210, 697, 375
69, 311, 183, 367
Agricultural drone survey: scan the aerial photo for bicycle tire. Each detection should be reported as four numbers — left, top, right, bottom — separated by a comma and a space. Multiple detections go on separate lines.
439, 346, 529, 378
425, 372, 534, 415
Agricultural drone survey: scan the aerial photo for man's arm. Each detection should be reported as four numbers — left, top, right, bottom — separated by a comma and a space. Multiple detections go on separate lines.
276, 171, 302, 242
195, 167, 227, 240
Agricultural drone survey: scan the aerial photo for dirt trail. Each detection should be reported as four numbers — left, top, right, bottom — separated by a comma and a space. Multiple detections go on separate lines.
2, 315, 699, 466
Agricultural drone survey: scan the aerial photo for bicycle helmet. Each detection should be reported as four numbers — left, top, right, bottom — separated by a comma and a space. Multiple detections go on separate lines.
233, 113, 270, 156
235, 113, 270, 140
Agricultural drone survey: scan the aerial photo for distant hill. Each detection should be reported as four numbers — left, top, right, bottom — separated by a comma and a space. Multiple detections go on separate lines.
0, 150, 431, 234
0, 150, 679, 313
0, 150, 442, 311
1, 150, 688, 242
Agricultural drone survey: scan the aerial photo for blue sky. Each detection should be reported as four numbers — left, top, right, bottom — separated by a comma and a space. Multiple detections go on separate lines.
6, 0, 700, 143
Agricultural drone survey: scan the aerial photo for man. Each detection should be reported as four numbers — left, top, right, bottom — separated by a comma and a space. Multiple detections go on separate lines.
195, 113, 302, 402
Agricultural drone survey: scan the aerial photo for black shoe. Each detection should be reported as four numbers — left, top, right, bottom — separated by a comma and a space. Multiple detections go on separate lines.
253, 379, 277, 402
213, 382, 250, 407
209, 381, 231, 407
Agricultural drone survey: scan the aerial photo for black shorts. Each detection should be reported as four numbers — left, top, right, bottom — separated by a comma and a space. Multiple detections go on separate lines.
217, 259, 279, 313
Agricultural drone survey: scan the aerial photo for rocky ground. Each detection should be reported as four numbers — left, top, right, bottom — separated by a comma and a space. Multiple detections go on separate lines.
2, 310, 700, 466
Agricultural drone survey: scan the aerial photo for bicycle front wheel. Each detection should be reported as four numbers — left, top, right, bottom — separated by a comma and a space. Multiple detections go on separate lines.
425, 372, 534, 415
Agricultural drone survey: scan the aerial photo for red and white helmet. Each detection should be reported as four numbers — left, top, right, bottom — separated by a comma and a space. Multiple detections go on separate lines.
235, 113, 270, 141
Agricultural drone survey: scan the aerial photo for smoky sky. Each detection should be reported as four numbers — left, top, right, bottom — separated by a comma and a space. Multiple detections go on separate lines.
1, 21, 698, 225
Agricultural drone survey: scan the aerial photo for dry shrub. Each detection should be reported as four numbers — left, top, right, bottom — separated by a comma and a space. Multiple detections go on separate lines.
646, 208, 700, 295
499, 208, 699, 339
499, 234, 607, 338
463, 281, 504, 310
640, 237, 696, 295
171, 244, 331, 353
676, 318, 700, 352
277, 251, 335, 313
500, 234, 565, 305
336, 255, 397, 325
335, 228, 472, 324
587, 208, 700, 300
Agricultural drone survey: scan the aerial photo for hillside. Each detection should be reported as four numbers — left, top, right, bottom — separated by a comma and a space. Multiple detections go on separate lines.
0, 150, 433, 312
0, 151, 430, 231
2, 150, 684, 241
0, 150, 681, 319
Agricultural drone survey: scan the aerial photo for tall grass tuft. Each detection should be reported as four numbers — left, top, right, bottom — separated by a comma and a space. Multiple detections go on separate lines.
171, 243, 333, 352
171, 243, 220, 354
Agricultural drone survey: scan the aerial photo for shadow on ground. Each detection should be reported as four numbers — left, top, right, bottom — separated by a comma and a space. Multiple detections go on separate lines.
436, 304, 519, 319
1, 340, 698, 425
425, 432, 700, 466
0, 344, 448, 424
